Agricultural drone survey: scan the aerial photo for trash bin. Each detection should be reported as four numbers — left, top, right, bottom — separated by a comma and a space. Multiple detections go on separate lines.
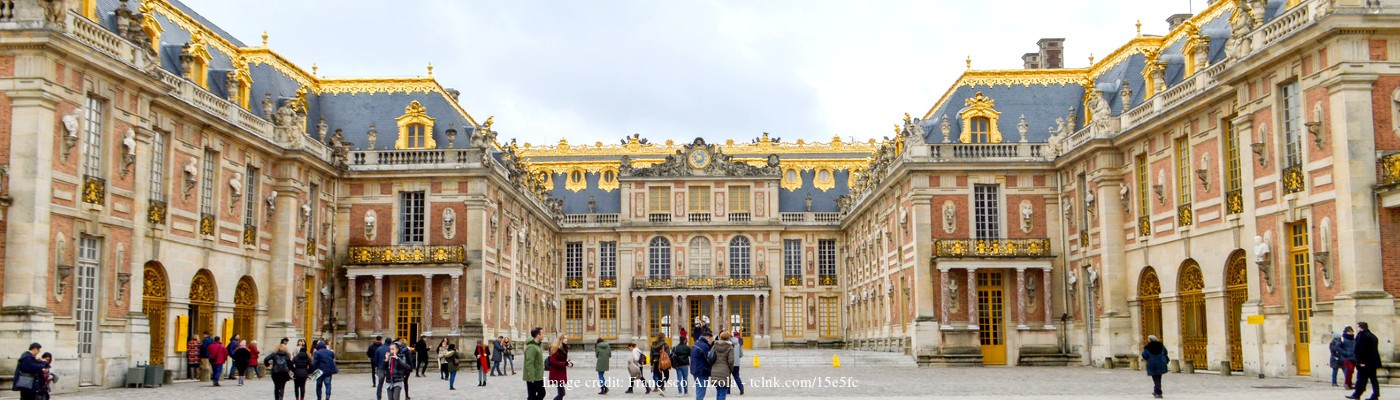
144, 364, 164, 387
126, 365, 147, 388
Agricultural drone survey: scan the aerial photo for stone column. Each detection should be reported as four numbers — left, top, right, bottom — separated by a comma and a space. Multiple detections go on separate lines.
966, 268, 978, 329
265, 170, 304, 341
1, 86, 56, 323
422, 274, 435, 335
1042, 268, 1055, 329
373, 275, 385, 335
939, 270, 950, 325
450, 275, 461, 334
713, 295, 723, 331
1016, 268, 1028, 329
1091, 163, 1134, 357
346, 275, 357, 336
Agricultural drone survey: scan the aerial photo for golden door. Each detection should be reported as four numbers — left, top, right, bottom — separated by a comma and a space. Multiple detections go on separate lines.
1289, 223, 1314, 376
728, 297, 753, 349
396, 278, 424, 341
648, 298, 673, 345
977, 271, 1006, 365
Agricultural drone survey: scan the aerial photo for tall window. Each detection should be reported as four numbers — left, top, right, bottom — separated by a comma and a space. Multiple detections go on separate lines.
149, 131, 167, 202
564, 299, 583, 339
1136, 154, 1150, 218
399, 191, 425, 244
687, 236, 710, 277
406, 123, 427, 149
598, 298, 618, 339
599, 241, 617, 283
648, 187, 670, 213
728, 186, 751, 212
818, 296, 839, 338
243, 167, 259, 227
818, 239, 836, 285
1224, 119, 1242, 193
1077, 173, 1089, 231
688, 186, 710, 213
1175, 136, 1192, 205
648, 237, 671, 279
565, 242, 583, 288
307, 184, 319, 242
973, 184, 1001, 239
783, 239, 802, 284
969, 117, 991, 143
728, 236, 751, 278
82, 97, 105, 178
784, 297, 803, 337
200, 149, 217, 216
1281, 82, 1304, 168
76, 236, 101, 355
1289, 221, 1314, 373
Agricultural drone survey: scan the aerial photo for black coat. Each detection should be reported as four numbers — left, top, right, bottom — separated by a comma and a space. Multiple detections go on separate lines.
291, 351, 312, 380
1355, 329, 1382, 367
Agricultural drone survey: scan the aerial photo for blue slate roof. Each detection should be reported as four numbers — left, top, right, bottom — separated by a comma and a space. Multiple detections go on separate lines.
309, 91, 476, 150
922, 82, 1086, 143
1091, 53, 1147, 115
549, 172, 623, 214
777, 169, 849, 213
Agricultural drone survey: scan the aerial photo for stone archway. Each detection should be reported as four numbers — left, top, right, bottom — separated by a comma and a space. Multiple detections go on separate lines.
1137, 267, 1162, 346
143, 262, 169, 365
1178, 260, 1207, 368
1224, 250, 1248, 371
189, 270, 217, 340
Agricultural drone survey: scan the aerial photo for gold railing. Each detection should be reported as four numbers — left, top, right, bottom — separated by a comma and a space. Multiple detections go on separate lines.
565, 277, 583, 289
81, 175, 105, 205
1138, 215, 1152, 238
1225, 189, 1243, 215
1381, 152, 1400, 187
147, 200, 168, 225
1282, 165, 1305, 194
199, 213, 216, 236
347, 245, 465, 265
819, 274, 837, 286
631, 276, 770, 290
242, 224, 257, 246
1177, 203, 1193, 227
784, 275, 802, 286
932, 238, 1051, 258
600, 276, 618, 288
306, 238, 317, 256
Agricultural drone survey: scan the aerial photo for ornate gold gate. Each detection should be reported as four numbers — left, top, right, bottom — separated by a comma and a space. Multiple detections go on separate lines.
143, 263, 168, 365
234, 277, 258, 342
1225, 251, 1248, 371
1178, 261, 1207, 368
1138, 267, 1163, 345
189, 270, 217, 339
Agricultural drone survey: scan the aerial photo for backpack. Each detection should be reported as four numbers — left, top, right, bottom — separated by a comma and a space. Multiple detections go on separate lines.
658, 350, 671, 370
270, 353, 290, 374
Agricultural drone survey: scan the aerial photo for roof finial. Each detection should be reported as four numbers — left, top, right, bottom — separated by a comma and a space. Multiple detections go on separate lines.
965, 55, 972, 70
1088, 53, 1095, 65
261, 31, 268, 47
311, 63, 318, 77
427, 62, 434, 77
1136, 19, 1142, 37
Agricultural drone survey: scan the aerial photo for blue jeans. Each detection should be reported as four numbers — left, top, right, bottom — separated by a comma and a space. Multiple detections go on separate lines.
491, 359, 502, 375
316, 375, 332, 400
211, 364, 224, 385
731, 367, 743, 392
597, 371, 606, 389
693, 375, 708, 400
447, 371, 457, 388
376, 368, 387, 399
1332, 367, 1340, 385
675, 366, 689, 393
716, 385, 730, 400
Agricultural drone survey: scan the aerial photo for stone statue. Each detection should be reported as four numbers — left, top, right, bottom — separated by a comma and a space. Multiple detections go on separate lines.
273, 100, 296, 127
316, 117, 329, 143
1016, 115, 1029, 143
1067, 268, 1078, 292
805, 193, 813, 212
366, 123, 379, 150
1253, 235, 1270, 264
1118, 81, 1133, 110
43, 0, 67, 29
1065, 106, 1078, 133
938, 115, 952, 143
265, 191, 277, 222
442, 208, 456, 239
61, 107, 81, 161
122, 128, 137, 156
261, 93, 274, 119
588, 196, 596, 214
1088, 89, 1113, 134
946, 277, 959, 310
329, 129, 351, 168
1020, 202, 1034, 232
1227, 0, 1256, 58
228, 172, 243, 199
941, 202, 956, 234
445, 123, 458, 148
1086, 266, 1099, 289
902, 117, 927, 146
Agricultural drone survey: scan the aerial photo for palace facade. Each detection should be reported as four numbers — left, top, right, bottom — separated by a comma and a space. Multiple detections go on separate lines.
2, 0, 1399, 392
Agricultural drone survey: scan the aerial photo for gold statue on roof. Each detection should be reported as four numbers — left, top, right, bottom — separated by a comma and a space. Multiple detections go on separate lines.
483, 115, 494, 130
903, 112, 912, 124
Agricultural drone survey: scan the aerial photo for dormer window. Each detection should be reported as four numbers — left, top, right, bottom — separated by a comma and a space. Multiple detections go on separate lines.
406, 123, 427, 148
959, 92, 1002, 143
182, 33, 212, 89
395, 101, 437, 149
969, 117, 991, 143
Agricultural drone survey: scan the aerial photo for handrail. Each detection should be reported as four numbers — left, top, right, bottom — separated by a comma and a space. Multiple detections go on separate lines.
932, 238, 1052, 258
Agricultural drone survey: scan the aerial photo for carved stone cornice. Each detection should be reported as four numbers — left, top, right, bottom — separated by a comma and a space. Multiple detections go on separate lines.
621, 138, 780, 178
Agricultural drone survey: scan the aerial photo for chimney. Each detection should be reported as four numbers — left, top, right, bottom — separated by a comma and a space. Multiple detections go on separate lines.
446, 88, 461, 101
1037, 38, 1065, 69
1023, 53, 1042, 69
1166, 14, 1192, 30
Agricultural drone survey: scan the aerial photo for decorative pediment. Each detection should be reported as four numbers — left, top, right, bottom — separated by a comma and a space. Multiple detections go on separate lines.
620, 138, 780, 178
395, 101, 437, 149
959, 92, 1002, 143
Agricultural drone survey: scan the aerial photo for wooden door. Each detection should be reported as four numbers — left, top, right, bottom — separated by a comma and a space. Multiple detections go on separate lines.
977, 271, 1006, 365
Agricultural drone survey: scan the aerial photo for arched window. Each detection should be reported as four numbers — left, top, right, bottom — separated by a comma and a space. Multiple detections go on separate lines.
729, 236, 751, 278
969, 117, 991, 143
649, 237, 671, 279
688, 236, 711, 277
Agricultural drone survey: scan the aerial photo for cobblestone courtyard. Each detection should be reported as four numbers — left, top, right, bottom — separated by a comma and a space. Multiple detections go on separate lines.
40, 351, 1349, 400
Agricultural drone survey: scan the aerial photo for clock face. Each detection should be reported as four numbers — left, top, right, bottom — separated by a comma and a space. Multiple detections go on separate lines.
688, 148, 711, 169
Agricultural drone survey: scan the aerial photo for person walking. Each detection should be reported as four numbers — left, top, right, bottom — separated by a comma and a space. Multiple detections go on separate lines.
1141, 335, 1169, 399
671, 336, 690, 395
474, 339, 491, 386
709, 331, 735, 400
1343, 326, 1358, 390
442, 344, 460, 390
373, 337, 391, 400
1348, 322, 1381, 400
491, 336, 506, 376
12, 342, 48, 400
523, 327, 546, 400
414, 337, 429, 377
186, 335, 202, 380
728, 332, 744, 395
232, 339, 251, 386
690, 332, 713, 400
384, 344, 411, 400
1331, 332, 1346, 387
626, 342, 650, 394
436, 339, 449, 381
547, 334, 572, 400
505, 337, 518, 375
367, 336, 383, 388
651, 332, 671, 395
208, 336, 228, 387
311, 341, 338, 400
401, 342, 415, 400
264, 343, 294, 400
250, 341, 263, 379
226, 334, 243, 380
594, 337, 611, 395
36, 352, 53, 400
291, 344, 312, 400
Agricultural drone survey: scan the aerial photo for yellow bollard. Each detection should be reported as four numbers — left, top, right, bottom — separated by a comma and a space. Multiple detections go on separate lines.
753, 355, 760, 368
833, 355, 841, 368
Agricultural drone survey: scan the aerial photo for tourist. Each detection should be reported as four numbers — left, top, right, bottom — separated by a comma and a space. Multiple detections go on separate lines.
13, 342, 48, 400
436, 338, 449, 380
296, 338, 308, 356
400, 341, 415, 400
1330, 331, 1346, 387
373, 336, 391, 399
690, 332, 713, 400
311, 341, 338, 400
728, 332, 744, 395
186, 335, 201, 380
414, 336, 429, 377
201, 332, 214, 379
231, 339, 251, 386
505, 337, 517, 374
227, 334, 243, 379
709, 331, 735, 400
547, 334, 572, 400
671, 336, 690, 395
626, 342, 650, 394
442, 344, 460, 390
249, 340, 263, 379
474, 339, 491, 386
1348, 322, 1381, 400
594, 337, 612, 395
523, 327, 546, 400
291, 343, 313, 400
651, 332, 671, 394
36, 352, 53, 400
1343, 326, 1358, 389
264, 343, 293, 400
384, 343, 411, 400
208, 336, 228, 387
367, 335, 383, 388
1141, 335, 1169, 399
491, 336, 506, 376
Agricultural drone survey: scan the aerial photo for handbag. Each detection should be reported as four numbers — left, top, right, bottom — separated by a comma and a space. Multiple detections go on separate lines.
659, 351, 672, 370
309, 368, 323, 381
11, 373, 36, 392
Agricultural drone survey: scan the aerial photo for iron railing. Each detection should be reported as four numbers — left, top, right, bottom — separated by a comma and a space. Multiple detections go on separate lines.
1282, 165, 1305, 194
81, 175, 105, 205
1380, 152, 1400, 187
1177, 203, 1193, 227
630, 276, 770, 290
347, 244, 466, 265
932, 238, 1052, 258
1225, 189, 1243, 215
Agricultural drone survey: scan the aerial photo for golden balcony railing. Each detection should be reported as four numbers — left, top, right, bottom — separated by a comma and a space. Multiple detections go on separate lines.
565, 277, 583, 289
631, 276, 770, 290
600, 276, 618, 288
306, 238, 317, 256
347, 245, 466, 265
818, 274, 837, 286
784, 275, 802, 286
1177, 203, 1193, 227
1282, 165, 1305, 194
199, 213, 216, 236
1138, 215, 1152, 238
147, 200, 168, 225
1225, 189, 1243, 215
81, 175, 105, 205
1381, 152, 1400, 187
242, 224, 257, 246
932, 238, 1052, 258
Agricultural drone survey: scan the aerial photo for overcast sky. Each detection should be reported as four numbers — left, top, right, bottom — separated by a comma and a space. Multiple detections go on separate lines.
184, 0, 1209, 146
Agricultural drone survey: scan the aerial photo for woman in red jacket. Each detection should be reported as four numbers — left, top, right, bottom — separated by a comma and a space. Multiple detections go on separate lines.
473, 340, 490, 387
546, 334, 572, 400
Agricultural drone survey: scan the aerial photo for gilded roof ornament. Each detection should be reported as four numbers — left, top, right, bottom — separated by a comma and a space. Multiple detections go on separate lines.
483, 115, 494, 129
261, 30, 268, 47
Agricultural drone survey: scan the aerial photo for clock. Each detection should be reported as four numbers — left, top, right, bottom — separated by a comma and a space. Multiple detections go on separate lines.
687, 148, 711, 169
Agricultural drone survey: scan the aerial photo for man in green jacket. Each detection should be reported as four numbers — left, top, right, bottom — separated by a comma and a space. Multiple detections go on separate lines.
523, 327, 545, 400
595, 338, 612, 394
